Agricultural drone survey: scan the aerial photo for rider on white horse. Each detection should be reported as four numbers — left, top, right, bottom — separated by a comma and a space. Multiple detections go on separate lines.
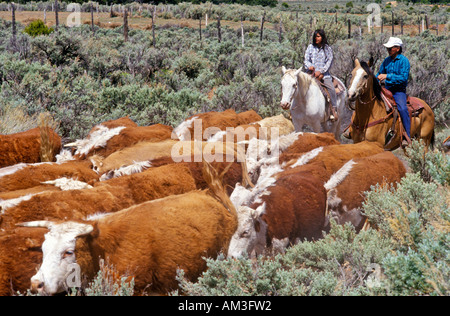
304, 29, 338, 121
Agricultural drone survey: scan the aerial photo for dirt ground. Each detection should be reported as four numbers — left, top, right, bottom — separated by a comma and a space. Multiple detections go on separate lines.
0, 11, 267, 30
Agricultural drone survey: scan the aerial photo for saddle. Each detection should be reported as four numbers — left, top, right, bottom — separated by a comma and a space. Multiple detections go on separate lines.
381, 87, 424, 147
381, 87, 424, 117
315, 77, 346, 121
315, 77, 346, 98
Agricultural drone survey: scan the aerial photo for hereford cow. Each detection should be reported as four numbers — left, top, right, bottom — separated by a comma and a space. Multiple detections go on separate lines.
19, 162, 238, 295
0, 160, 99, 193
207, 114, 295, 143
173, 109, 262, 141
0, 127, 61, 168
228, 165, 327, 258
90, 140, 253, 187
0, 163, 197, 232
281, 141, 385, 180
66, 122, 173, 159
227, 141, 385, 258
0, 227, 46, 296
246, 132, 340, 183
324, 151, 406, 231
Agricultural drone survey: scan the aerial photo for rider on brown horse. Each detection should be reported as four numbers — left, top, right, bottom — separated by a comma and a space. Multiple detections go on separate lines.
376, 37, 411, 148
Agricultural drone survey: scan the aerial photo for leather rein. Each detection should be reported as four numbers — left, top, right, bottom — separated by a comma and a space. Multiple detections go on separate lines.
351, 94, 393, 133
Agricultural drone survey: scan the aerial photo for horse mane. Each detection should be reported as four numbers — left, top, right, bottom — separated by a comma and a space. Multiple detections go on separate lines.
360, 61, 382, 101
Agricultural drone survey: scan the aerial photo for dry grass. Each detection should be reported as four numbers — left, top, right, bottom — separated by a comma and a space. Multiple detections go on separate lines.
38, 112, 59, 162
0, 105, 39, 134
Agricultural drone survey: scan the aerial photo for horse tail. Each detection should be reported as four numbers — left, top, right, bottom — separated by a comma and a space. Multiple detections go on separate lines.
430, 129, 435, 150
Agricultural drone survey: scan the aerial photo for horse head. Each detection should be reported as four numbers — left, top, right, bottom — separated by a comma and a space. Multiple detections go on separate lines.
280, 66, 302, 110
348, 58, 381, 103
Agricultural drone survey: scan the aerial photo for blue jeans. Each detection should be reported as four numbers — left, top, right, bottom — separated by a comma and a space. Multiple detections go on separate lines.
392, 91, 410, 139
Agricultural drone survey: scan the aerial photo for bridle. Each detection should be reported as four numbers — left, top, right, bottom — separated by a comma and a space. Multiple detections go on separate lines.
349, 74, 393, 138
280, 74, 298, 110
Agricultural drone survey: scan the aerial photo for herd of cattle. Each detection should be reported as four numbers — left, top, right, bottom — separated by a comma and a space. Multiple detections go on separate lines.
0, 109, 407, 295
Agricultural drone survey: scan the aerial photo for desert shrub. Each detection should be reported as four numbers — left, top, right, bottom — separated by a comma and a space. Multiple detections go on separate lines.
23, 19, 53, 37
406, 140, 450, 185
363, 173, 449, 296
175, 221, 392, 296
177, 171, 449, 296
31, 30, 84, 67
174, 51, 208, 79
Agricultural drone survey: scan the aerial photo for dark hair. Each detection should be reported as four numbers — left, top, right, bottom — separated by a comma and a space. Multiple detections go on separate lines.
312, 29, 328, 48
360, 61, 382, 101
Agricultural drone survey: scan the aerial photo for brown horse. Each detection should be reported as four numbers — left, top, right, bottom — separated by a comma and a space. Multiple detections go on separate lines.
346, 59, 435, 151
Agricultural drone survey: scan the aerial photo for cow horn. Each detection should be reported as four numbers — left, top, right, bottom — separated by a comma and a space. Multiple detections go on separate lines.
16, 220, 54, 229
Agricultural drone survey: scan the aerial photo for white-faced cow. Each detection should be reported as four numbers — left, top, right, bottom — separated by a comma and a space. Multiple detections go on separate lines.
19, 162, 238, 295
324, 151, 406, 231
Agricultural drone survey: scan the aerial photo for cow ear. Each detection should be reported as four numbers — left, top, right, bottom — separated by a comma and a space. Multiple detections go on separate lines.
88, 222, 100, 238
73, 223, 94, 237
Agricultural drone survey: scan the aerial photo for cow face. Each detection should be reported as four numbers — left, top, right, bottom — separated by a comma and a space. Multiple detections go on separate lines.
227, 204, 267, 259
19, 221, 93, 295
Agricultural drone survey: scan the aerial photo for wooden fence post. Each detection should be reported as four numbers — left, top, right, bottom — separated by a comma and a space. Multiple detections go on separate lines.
241, 15, 245, 47
123, 8, 128, 42
278, 16, 283, 43
347, 19, 351, 39
217, 14, 221, 43
152, 6, 156, 47
392, 11, 394, 35
54, 0, 59, 30
11, 2, 16, 45
199, 14, 202, 42
91, 3, 95, 34
260, 10, 265, 41
436, 15, 439, 35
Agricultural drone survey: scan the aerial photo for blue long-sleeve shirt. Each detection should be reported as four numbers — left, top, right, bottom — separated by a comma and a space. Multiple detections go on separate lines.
376, 54, 410, 91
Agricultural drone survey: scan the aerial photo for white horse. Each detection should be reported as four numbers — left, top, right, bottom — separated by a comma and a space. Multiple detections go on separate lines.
280, 66, 347, 139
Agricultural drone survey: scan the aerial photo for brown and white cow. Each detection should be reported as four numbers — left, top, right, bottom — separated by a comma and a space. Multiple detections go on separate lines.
66, 121, 173, 160
245, 132, 340, 183
173, 109, 262, 141
19, 162, 238, 295
227, 141, 385, 258
90, 140, 253, 187
0, 163, 197, 232
228, 165, 327, 258
207, 114, 295, 143
0, 227, 46, 296
324, 151, 406, 231
0, 127, 61, 168
0, 160, 99, 193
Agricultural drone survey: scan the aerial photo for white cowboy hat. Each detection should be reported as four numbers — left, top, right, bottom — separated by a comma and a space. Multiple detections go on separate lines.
383, 37, 403, 48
